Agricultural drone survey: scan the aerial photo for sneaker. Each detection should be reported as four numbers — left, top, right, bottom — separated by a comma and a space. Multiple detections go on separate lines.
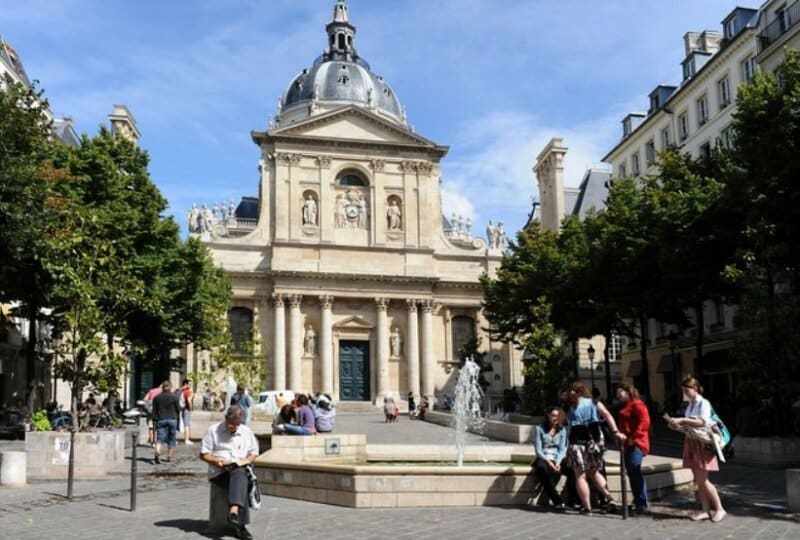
185, 440, 194, 445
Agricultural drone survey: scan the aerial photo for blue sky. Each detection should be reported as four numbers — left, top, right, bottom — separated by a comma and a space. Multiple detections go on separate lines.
3, 0, 746, 237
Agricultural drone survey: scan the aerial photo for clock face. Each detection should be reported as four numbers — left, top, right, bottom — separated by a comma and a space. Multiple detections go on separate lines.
346, 205, 360, 219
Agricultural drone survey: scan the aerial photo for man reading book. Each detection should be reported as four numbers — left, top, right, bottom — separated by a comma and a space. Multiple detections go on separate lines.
200, 404, 259, 539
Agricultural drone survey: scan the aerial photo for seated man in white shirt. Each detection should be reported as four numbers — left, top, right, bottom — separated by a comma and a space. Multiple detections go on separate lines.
200, 404, 259, 540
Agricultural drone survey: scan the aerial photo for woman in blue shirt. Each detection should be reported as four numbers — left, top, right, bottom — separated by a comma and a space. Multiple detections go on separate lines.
533, 406, 568, 509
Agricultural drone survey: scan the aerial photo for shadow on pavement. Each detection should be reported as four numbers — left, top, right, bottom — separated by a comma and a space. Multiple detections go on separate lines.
154, 518, 223, 539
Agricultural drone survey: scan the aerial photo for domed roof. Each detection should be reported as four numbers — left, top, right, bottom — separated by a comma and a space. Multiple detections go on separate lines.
279, 1, 405, 124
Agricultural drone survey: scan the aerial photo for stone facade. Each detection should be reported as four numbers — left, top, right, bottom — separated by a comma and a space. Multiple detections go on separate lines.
201, 5, 523, 405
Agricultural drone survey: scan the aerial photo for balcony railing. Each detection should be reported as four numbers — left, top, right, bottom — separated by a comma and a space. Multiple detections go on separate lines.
758, 1, 800, 52
227, 217, 257, 231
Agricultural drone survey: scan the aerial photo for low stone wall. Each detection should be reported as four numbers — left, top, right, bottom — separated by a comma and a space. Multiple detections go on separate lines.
787, 469, 800, 512
734, 436, 800, 468
184, 411, 272, 441
424, 410, 534, 444
26, 431, 126, 479
254, 434, 692, 508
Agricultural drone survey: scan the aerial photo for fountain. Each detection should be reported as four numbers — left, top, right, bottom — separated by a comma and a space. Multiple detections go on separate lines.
452, 358, 485, 466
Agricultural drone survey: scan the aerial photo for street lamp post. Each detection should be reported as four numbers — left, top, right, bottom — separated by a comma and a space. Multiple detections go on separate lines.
587, 344, 596, 393
668, 331, 678, 413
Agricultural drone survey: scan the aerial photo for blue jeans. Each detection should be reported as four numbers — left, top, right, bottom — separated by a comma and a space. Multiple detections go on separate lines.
282, 424, 313, 435
625, 446, 648, 508
156, 419, 178, 448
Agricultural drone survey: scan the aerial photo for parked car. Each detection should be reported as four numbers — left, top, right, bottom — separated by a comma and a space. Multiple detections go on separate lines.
253, 390, 295, 415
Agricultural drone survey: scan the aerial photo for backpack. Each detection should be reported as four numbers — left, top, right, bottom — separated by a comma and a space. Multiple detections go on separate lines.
710, 406, 733, 455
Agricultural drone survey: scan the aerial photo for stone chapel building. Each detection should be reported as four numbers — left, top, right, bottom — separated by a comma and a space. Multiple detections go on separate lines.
198, 2, 523, 406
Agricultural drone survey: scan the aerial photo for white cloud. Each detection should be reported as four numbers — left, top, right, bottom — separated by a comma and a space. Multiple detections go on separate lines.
441, 109, 622, 235
441, 188, 475, 222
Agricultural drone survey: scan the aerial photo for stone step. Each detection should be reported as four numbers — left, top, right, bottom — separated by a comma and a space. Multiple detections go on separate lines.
336, 401, 382, 413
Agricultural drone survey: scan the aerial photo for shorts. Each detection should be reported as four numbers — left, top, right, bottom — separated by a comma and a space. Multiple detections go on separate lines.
182, 409, 191, 427
566, 441, 605, 471
156, 419, 178, 448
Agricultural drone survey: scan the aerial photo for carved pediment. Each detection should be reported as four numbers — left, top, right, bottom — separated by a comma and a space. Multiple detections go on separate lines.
269, 106, 441, 148
332, 315, 374, 329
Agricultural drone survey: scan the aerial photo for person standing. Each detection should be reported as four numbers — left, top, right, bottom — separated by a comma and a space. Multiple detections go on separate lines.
152, 381, 181, 464
200, 405, 259, 540
143, 383, 163, 446
180, 379, 194, 445
565, 381, 621, 514
229, 385, 253, 425
616, 383, 651, 515
407, 392, 417, 419
666, 376, 726, 522
532, 406, 568, 510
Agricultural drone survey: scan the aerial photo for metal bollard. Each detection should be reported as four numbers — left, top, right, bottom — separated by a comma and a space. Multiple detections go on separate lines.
131, 431, 138, 511
620, 445, 628, 520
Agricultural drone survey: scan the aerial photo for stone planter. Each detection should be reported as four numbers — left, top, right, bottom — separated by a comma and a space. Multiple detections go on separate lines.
25, 430, 126, 479
733, 436, 800, 468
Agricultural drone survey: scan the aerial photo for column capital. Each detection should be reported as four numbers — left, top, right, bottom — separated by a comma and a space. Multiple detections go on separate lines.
288, 294, 302, 308
420, 299, 438, 313
272, 292, 285, 307
319, 294, 335, 309
405, 298, 418, 312
375, 297, 389, 311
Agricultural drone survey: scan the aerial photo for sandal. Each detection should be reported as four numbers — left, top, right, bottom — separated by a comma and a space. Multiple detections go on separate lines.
690, 511, 711, 521
711, 510, 726, 523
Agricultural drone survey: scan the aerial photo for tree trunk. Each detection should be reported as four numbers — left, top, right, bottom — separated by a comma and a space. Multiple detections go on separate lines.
571, 339, 579, 380
25, 303, 38, 411
694, 299, 705, 381
765, 261, 779, 381
67, 348, 86, 500
638, 314, 651, 404
603, 332, 613, 400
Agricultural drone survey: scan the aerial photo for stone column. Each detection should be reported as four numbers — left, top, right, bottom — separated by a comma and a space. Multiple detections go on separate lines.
272, 294, 286, 390
319, 295, 334, 395
420, 299, 436, 398
288, 294, 303, 392
375, 297, 390, 400
406, 299, 420, 399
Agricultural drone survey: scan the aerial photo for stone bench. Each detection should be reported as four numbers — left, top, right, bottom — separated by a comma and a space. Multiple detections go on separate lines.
788, 469, 800, 512
208, 481, 232, 532
0, 451, 27, 486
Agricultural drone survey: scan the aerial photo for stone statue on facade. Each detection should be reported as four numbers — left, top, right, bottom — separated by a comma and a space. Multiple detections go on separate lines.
390, 327, 402, 357
486, 220, 506, 249
302, 194, 318, 227
357, 194, 367, 229
386, 200, 402, 231
199, 204, 213, 234
188, 203, 200, 233
486, 220, 495, 247
228, 200, 236, 221
304, 325, 316, 356
335, 193, 347, 228
496, 222, 506, 248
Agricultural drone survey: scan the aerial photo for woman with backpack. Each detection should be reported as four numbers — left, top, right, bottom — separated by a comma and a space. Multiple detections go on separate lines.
666, 376, 726, 523
565, 382, 621, 515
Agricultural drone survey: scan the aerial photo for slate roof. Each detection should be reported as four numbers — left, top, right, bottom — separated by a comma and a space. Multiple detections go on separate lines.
235, 197, 260, 220
571, 169, 611, 219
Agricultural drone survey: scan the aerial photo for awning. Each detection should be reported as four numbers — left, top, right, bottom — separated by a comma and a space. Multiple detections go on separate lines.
657, 354, 675, 373
626, 360, 642, 377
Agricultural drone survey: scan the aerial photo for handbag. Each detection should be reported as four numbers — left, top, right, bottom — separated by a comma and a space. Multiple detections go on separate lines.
245, 465, 261, 510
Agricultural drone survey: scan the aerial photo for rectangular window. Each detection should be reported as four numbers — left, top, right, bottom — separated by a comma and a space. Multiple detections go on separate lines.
662, 127, 672, 148
631, 152, 641, 176
679, 112, 689, 141
719, 126, 735, 149
699, 142, 711, 159
608, 332, 622, 362
725, 18, 736, 39
645, 139, 656, 166
742, 56, 755, 83
618, 163, 627, 178
718, 76, 731, 109
697, 94, 709, 126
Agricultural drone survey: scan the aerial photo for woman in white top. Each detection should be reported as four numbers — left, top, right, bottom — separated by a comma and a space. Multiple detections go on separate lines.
666, 376, 726, 523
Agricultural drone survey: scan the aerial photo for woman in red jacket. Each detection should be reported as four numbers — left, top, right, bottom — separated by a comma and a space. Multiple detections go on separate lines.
615, 383, 651, 515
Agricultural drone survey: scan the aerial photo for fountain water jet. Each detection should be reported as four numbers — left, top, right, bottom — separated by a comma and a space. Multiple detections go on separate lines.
452, 358, 484, 466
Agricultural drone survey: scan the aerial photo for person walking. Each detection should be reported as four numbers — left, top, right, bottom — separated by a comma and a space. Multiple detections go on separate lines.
532, 406, 568, 510
179, 379, 194, 445
666, 376, 726, 523
152, 381, 181, 464
565, 381, 621, 514
143, 383, 163, 446
229, 385, 253, 425
616, 383, 651, 516
407, 392, 417, 419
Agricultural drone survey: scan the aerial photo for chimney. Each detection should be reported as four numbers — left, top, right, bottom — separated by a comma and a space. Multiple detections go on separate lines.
108, 104, 141, 144
684, 30, 722, 55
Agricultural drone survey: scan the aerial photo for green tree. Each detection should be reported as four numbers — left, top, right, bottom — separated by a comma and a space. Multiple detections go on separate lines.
0, 82, 57, 407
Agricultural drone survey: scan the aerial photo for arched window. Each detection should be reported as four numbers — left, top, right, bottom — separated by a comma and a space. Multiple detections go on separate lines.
451, 315, 475, 360
228, 307, 253, 355
337, 170, 367, 186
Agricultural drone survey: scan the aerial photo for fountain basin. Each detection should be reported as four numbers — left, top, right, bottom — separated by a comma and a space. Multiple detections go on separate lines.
254, 434, 693, 508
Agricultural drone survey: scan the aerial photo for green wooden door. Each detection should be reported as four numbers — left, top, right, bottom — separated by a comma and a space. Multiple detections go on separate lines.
339, 341, 370, 401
